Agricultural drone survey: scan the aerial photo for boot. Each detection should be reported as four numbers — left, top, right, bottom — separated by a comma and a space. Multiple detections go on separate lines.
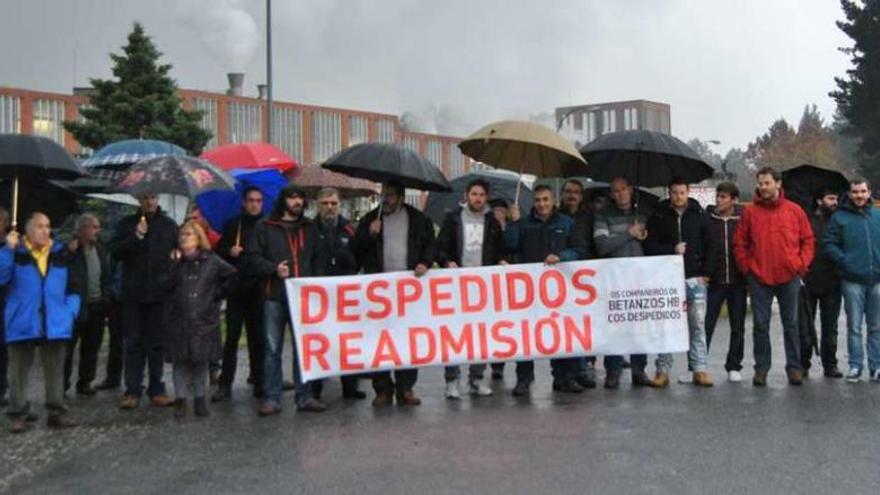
693, 371, 714, 387
173, 398, 186, 420
632, 372, 653, 387
47, 414, 76, 429
786, 368, 804, 386
753, 370, 768, 387
8, 416, 27, 434
150, 394, 175, 407
211, 387, 231, 403
372, 392, 394, 407
194, 397, 210, 417
396, 390, 422, 406
650, 372, 670, 388
605, 370, 621, 389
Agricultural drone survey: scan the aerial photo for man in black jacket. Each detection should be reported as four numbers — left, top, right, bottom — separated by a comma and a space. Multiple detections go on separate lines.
802, 187, 843, 377
351, 180, 435, 407
436, 178, 507, 399
64, 214, 111, 397
213, 186, 266, 402
309, 187, 366, 400
110, 194, 178, 410
246, 185, 326, 416
704, 182, 748, 382
645, 178, 714, 388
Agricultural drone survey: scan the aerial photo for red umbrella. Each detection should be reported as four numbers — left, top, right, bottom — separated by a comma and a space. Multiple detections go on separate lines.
201, 142, 297, 173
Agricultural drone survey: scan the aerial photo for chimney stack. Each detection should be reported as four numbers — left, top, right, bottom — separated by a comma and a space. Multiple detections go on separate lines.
227, 72, 245, 97
257, 84, 267, 100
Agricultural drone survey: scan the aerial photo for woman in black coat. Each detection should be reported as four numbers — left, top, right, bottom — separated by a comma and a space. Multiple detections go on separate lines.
165, 221, 237, 419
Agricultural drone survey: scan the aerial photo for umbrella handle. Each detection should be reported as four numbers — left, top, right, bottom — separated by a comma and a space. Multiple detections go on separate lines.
11, 176, 18, 228
235, 219, 242, 247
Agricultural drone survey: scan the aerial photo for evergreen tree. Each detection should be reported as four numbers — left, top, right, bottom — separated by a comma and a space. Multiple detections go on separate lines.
64, 22, 211, 155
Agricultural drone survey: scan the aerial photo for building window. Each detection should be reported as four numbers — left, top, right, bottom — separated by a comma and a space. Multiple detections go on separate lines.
311, 111, 342, 163
582, 111, 598, 142
405, 190, 423, 209
601, 109, 616, 134
274, 107, 303, 163
403, 135, 419, 152
193, 98, 219, 148
374, 118, 395, 143
227, 102, 262, 144
426, 140, 443, 170
448, 142, 466, 178
623, 108, 639, 131
0, 95, 21, 134
32, 99, 65, 145
349, 115, 368, 145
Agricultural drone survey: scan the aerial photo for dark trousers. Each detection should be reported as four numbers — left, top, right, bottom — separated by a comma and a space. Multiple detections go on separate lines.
123, 301, 167, 398
604, 354, 647, 375
0, 318, 6, 398
705, 284, 747, 372
311, 375, 361, 397
64, 301, 108, 390
372, 369, 418, 396
802, 288, 842, 370
748, 275, 802, 372
104, 301, 124, 385
219, 292, 264, 393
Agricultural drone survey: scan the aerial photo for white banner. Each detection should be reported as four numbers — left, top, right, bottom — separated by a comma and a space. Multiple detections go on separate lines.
286, 256, 688, 381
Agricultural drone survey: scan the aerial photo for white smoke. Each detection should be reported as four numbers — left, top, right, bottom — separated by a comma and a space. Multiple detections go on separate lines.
177, 0, 259, 71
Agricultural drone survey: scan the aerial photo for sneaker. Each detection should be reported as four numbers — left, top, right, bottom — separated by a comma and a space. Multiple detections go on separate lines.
846, 367, 861, 383
677, 374, 694, 384
870, 370, 880, 382
512, 380, 531, 396
650, 372, 670, 388
728, 370, 743, 383
445, 381, 461, 400
468, 379, 493, 396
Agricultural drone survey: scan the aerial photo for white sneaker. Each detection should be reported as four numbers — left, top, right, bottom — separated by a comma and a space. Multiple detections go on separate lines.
469, 379, 493, 396
728, 370, 743, 383
846, 367, 861, 383
445, 381, 461, 400
677, 374, 693, 384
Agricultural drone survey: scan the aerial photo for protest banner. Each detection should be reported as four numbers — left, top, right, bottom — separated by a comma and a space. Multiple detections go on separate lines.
286, 255, 688, 381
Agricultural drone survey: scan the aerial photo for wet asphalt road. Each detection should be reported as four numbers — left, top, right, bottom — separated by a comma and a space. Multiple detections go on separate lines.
1, 314, 879, 495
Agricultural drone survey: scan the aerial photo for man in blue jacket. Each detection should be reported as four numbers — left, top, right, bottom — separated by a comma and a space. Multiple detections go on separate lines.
1, 212, 80, 433
823, 178, 880, 382
507, 185, 587, 396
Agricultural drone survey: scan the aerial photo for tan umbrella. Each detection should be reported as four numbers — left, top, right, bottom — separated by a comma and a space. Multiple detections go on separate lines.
458, 120, 587, 205
290, 164, 380, 198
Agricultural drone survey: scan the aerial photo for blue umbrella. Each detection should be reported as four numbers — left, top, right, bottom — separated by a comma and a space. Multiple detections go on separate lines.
196, 168, 288, 231
82, 139, 187, 168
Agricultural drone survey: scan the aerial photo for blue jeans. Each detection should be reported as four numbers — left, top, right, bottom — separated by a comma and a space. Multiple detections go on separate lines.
748, 275, 802, 372
841, 280, 880, 375
263, 300, 311, 408
656, 278, 709, 373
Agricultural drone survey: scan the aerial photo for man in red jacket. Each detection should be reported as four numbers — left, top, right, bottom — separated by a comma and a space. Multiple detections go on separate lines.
734, 167, 814, 386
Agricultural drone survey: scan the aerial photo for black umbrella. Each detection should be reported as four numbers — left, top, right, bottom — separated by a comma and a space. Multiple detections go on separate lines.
0, 134, 84, 226
580, 130, 714, 187
424, 170, 533, 225
0, 179, 80, 227
110, 156, 236, 198
782, 164, 849, 213
321, 143, 451, 192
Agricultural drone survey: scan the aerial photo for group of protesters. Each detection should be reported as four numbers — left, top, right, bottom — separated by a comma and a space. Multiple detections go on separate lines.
2, 164, 879, 433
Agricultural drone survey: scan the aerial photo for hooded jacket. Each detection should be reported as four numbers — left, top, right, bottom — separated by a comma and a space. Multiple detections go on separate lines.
505, 208, 585, 263
0, 241, 81, 343
351, 204, 436, 274
645, 198, 710, 278
733, 189, 814, 286
705, 205, 745, 286
823, 196, 880, 286
244, 214, 319, 302
436, 205, 507, 267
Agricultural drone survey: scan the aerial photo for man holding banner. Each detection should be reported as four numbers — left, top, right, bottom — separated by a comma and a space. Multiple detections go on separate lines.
436, 178, 507, 399
351, 180, 436, 407
507, 185, 586, 396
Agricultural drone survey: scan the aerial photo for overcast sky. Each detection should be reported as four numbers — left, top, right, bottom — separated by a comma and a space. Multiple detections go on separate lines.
0, 0, 851, 151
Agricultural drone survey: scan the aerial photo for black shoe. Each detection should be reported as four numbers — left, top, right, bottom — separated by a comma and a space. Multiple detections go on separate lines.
342, 389, 367, 400
211, 388, 231, 403
25, 411, 39, 422
512, 381, 531, 396
574, 373, 598, 389
605, 370, 621, 389
553, 378, 584, 394
491, 369, 504, 380
632, 373, 653, 387
297, 398, 328, 413
824, 367, 844, 379
76, 384, 97, 397
94, 380, 120, 391
194, 397, 210, 417
47, 414, 76, 429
